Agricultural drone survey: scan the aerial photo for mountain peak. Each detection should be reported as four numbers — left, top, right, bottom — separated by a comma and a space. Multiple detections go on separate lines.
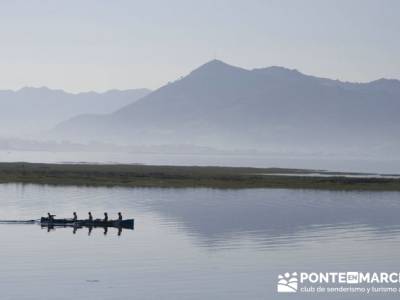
202, 59, 231, 67
368, 78, 400, 93
189, 59, 247, 77
370, 78, 400, 85
18, 86, 66, 95
19, 86, 51, 92
252, 66, 302, 76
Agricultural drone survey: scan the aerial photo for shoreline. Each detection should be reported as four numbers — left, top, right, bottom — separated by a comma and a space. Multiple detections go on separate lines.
0, 162, 399, 191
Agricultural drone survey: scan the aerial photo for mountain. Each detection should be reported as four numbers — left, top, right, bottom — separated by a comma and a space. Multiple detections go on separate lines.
54, 60, 400, 155
0, 87, 151, 136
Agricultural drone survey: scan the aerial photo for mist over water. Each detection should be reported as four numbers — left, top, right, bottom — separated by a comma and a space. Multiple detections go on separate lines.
1, 60, 400, 171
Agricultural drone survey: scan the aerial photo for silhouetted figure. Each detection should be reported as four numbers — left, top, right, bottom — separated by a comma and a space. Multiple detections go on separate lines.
47, 212, 55, 222
118, 227, 122, 236
118, 212, 123, 221
73, 212, 77, 222
73, 226, 78, 234
103, 212, 108, 222
88, 212, 93, 222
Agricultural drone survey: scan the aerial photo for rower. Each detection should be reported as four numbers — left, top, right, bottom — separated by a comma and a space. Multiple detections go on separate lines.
88, 211, 93, 222
72, 212, 77, 222
118, 212, 123, 221
47, 212, 55, 222
103, 212, 108, 222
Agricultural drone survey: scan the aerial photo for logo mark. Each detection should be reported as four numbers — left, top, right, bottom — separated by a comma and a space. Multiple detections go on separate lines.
277, 272, 298, 293
346, 272, 359, 284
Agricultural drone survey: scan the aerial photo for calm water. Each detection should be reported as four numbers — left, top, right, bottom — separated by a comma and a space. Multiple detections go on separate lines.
1, 184, 400, 299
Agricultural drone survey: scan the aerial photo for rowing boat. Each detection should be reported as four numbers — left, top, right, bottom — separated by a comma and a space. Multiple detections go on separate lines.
40, 217, 134, 229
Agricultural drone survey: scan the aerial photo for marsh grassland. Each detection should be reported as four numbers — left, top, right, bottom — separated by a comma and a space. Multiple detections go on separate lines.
0, 162, 399, 190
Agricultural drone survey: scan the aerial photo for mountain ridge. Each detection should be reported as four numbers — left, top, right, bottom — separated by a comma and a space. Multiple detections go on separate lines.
53, 60, 400, 155
0, 87, 151, 136
8, 86, 151, 96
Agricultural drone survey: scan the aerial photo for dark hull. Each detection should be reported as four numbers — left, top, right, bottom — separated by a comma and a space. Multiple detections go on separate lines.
40, 217, 134, 229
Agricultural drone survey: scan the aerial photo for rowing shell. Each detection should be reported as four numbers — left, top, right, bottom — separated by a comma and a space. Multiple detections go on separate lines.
40, 217, 134, 229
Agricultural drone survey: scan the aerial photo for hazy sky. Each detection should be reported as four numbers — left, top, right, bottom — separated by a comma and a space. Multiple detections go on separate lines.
0, 0, 398, 92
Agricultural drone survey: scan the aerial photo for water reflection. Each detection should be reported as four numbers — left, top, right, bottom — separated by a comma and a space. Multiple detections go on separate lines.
1, 184, 400, 299
1, 184, 400, 248
40, 223, 132, 236
134, 188, 400, 248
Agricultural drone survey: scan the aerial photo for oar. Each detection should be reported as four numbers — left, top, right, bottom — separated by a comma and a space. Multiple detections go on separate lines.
0, 219, 38, 224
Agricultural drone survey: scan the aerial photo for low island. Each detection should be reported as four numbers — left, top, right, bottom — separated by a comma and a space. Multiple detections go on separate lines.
0, 162, 399, 191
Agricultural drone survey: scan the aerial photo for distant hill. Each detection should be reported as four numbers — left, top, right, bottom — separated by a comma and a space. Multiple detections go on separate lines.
54, 60, 400, 155
0, 87, 150, 136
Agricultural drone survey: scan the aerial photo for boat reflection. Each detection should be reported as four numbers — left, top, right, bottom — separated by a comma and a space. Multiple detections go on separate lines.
41, 223, 133, 236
